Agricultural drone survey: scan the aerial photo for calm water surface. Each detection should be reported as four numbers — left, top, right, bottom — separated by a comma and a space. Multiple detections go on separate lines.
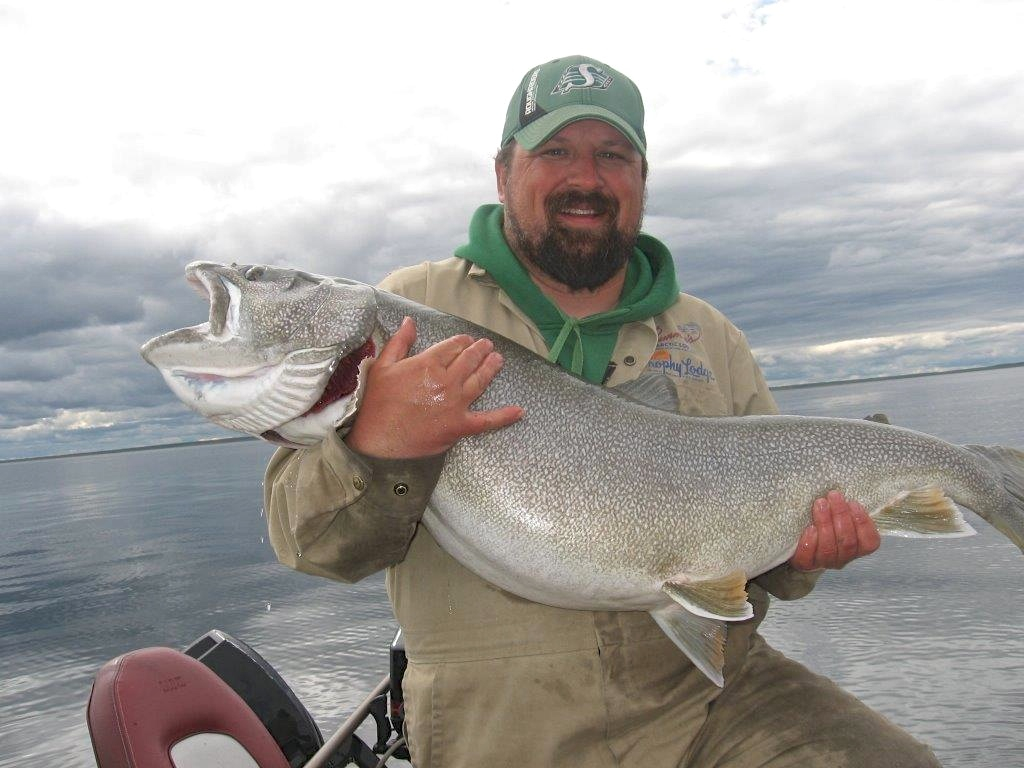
1, 366, 1022, 766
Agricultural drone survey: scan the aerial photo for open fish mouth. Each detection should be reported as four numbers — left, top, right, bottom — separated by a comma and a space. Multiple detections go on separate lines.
145, 262, 380, 443
170, 341, 377, 438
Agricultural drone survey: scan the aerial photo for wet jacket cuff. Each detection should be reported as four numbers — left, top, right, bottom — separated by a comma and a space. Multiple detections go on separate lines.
349, 447, 447, 518
265, 428, 445, 583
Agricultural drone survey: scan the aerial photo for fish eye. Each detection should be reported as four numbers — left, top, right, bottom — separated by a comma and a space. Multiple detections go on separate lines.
244, 265, 266, 280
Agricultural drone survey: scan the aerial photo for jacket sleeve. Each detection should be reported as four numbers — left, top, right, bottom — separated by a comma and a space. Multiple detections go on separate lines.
265, 428, 444, 583
728, 330, 824, 600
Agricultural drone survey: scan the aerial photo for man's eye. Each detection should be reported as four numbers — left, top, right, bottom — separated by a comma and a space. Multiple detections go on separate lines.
543, 147, 567, 157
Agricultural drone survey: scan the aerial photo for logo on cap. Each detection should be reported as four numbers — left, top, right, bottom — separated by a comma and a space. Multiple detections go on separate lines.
551, 64, 614, 96
524, 67, 541, 117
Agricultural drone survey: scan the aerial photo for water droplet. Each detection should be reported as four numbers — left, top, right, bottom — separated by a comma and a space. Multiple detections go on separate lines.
265, 602, 272, 612
260, 536, 265, 544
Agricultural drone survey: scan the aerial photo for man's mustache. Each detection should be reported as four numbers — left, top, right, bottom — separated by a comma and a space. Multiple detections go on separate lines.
545, 191, 619, 219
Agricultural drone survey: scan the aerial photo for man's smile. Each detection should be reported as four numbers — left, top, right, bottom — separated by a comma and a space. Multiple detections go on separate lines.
556, 207, 607, 227
548, 192, 616, 229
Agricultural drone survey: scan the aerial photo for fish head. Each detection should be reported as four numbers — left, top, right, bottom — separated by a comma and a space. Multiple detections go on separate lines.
141, 261, 381, 443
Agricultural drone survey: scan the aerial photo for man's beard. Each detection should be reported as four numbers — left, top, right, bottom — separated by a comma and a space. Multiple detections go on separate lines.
505, 191, 640, 291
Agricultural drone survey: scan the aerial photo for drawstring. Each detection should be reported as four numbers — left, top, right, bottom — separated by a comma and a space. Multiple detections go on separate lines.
547, 315, 585, 375
547, 307, 631, 377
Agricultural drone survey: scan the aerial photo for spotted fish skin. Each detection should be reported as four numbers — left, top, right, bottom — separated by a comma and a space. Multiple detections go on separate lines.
143, 262, 1024, 685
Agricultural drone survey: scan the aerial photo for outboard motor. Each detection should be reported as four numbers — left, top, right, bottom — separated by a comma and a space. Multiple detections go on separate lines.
183, 630, 326, 766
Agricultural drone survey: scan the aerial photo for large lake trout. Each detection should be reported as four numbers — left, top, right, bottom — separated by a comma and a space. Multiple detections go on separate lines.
142, 261, 1024, 685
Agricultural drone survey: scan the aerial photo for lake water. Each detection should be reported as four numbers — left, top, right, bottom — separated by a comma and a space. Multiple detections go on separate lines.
1, 366, 1022, 767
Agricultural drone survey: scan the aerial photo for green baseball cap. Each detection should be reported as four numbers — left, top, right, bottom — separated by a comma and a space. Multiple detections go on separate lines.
501, 55, 646, 157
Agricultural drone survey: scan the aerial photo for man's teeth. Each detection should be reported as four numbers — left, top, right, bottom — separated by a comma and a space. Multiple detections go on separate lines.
565, 208, 598, 215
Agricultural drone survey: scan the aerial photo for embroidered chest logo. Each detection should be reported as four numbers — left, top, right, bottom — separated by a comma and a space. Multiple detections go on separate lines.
647, 323, 715, 383
551, 64, 614, 95
680, 323, 701, 345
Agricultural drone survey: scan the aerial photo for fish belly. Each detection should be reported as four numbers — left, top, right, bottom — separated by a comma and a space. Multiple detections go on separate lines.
421, 499, 666, 611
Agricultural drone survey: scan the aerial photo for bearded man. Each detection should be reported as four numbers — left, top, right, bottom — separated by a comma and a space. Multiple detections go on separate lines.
265, 55, 940, 767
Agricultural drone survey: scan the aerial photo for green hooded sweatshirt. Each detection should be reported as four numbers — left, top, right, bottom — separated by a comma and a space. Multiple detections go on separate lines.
455, 204, 680, 384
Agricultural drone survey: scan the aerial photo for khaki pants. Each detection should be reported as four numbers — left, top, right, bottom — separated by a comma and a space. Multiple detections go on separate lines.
682, 638, 941, 767
402, 633, 940, 768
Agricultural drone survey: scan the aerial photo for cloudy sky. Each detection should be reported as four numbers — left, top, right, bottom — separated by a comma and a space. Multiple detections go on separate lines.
1, 0, 1021, 460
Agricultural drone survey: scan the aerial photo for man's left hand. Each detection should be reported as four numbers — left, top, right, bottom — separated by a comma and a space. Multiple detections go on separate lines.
789, 490, 881, 571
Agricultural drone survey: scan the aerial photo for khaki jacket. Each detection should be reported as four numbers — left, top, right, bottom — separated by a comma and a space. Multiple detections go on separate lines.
265, 256, 820, 767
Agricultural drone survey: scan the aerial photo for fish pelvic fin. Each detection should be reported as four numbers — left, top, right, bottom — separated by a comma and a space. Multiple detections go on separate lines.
962, 445, 1024, 552
649, 604, 727, 687
662, 570, 753, 622
874, 485, 976, 538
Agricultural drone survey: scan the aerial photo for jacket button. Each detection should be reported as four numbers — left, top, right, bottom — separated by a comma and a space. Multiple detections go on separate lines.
352, 475, 366, 491
624, 355, 636, 366
393, 483, 409, 496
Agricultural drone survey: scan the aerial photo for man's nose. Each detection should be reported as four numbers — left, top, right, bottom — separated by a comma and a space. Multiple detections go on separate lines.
565, 154, 602, 188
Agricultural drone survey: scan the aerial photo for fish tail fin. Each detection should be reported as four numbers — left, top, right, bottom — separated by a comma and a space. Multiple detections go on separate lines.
962, 445, 1024, 552
873, 486, 976, 538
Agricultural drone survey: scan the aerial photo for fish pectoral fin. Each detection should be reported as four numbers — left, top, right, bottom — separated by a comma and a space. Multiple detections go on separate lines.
662, 571, 753, 622
875, 485, 977, 538
649, 604, 727, 687
610, 372, 680, 414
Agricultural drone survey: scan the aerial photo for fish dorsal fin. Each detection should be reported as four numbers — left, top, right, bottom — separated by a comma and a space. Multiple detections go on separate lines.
874, 485, 977, 538
649, 603, 727, 687
662, 571, 752, 622
611, 372, 679, 414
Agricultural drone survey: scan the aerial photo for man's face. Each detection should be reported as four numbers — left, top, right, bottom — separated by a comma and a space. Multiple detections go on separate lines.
496, 119, 646, 291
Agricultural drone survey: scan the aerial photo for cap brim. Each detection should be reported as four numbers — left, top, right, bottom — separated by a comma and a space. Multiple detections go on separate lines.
512, 105, 646, 157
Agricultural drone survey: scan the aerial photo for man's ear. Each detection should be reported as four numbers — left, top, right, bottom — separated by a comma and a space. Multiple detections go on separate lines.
495, 158, 508, 204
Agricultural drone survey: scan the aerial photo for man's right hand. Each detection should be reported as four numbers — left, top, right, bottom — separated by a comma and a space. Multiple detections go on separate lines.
344, 316, 525, 459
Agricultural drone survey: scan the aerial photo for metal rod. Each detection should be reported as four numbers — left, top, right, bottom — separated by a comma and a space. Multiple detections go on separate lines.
304, 674, 391, 768
373, 737, 407, 768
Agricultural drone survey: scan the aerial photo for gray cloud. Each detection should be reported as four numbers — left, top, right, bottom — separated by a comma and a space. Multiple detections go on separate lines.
645, 74, 1024, 351
0, 156, 499, 459
0, 204, 200, 343
0, 348, 70, 382
2, 61, 1023, 459
194, 161, 495, 283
